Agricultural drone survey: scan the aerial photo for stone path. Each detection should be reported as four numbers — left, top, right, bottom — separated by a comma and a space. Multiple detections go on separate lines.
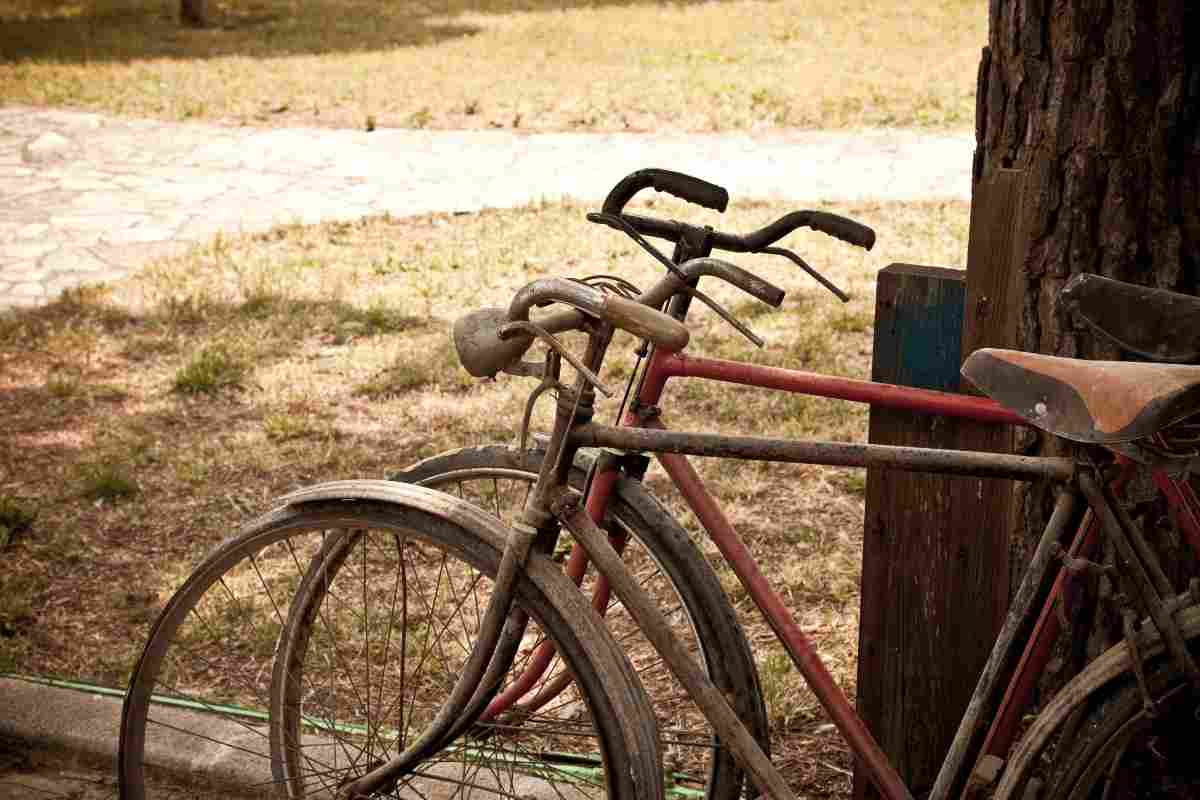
0, 106, 973, 309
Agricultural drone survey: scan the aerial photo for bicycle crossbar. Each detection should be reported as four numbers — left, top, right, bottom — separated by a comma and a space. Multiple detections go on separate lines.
569, 425, 1076, 483
644, 352, 1028, 426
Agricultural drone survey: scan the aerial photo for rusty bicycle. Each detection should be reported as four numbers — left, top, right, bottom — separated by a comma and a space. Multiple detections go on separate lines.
119, 169, 1200, 800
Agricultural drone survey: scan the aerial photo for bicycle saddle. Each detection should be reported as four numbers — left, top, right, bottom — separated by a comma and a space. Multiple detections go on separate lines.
961, 348, 1200, 444
1059, 274, 1200, 363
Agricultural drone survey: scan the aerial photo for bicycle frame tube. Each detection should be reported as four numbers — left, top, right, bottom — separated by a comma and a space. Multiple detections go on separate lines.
639, 349, 1028, 426
592, 344, 1058, 799
479, 463, 625, 721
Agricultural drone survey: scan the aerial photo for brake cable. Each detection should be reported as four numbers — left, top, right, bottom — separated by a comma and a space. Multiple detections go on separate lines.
758, 246, 851, 303
586, 212, 689, 282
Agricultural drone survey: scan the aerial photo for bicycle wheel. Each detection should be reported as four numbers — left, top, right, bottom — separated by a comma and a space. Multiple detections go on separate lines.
389, 445, 768, 800
119, 490, 663, 800
1036, 638, 1200, 799
994, 605, 1200, 800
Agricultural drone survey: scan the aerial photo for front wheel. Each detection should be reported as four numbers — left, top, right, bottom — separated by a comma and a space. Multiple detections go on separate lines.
391, 444, 769, 800
119, 490, 663, 800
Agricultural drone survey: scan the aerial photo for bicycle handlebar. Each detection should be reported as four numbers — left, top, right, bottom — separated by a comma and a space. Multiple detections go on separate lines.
454, 279, 689, 378
599, 208, 875, 253
596, 169, 875, 252
506, 278, 687, 351
601, 168, 729, 216
640, 257, 786, 309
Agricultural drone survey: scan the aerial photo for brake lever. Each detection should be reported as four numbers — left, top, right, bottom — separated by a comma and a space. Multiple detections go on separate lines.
759, 247, 850, 303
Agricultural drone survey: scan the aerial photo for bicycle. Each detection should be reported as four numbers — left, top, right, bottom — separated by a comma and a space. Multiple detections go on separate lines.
118, 169, 1200, 800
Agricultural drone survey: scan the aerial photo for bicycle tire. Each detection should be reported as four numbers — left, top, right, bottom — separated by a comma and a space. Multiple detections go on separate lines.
119, 492, 663, 800
1035, 638, 1200, 799
389, 444, 769, 800
994, 605, 1200, 800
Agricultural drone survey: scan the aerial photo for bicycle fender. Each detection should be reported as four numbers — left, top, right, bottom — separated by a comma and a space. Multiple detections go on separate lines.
275, 479, 520, 542
992, 603, 1200, 800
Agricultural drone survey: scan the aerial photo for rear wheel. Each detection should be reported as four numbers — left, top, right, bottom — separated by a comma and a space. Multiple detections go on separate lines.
390, 445, 769, 800
1038, 648, 1200, 799
994, 607, 1200, 800
119, 493, 662, 800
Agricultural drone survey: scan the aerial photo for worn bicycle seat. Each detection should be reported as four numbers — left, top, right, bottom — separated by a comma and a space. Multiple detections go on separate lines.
961, 348, 1200, 444
1059, 274, 1200, 363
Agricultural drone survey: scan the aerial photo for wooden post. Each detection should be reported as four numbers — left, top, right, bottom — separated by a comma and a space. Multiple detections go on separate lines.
855, 168, 1031, 798
855, 263, 1008, 799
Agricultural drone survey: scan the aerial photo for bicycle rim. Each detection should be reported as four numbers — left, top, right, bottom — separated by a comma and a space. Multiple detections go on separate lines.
1044, 660, 1200, 799
995, 613, 1200, 800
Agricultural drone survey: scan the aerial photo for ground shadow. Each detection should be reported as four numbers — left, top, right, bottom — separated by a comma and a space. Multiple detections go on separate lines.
0, 0, 719, 65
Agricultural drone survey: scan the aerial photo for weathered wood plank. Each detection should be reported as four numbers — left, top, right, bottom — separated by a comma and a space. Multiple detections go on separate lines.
856, 263, 971, 800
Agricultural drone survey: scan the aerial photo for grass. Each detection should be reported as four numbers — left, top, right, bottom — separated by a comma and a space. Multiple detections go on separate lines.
79, 460, 140, 502
172, 343, 249, 394
0, 495, 35, 549
0, 196, 970, 795
0, 0, 985, 132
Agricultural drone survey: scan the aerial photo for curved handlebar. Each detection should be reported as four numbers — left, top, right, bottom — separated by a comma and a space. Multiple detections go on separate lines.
509, 278, 689, 351
640, 257, 786, 309
597, 170, 874, 252
453, 278, 689, 378
716, 210, 875, 251
601, 169, 729, 216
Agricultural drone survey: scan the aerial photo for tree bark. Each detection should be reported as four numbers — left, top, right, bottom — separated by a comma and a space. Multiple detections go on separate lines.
979, 0, 1199, 358
181, 0, 209, 28
975, 0, 1200, 770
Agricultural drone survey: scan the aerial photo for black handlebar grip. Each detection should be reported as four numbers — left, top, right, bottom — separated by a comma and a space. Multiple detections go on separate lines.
602, 169, 729, 215
807, 212, 876, 250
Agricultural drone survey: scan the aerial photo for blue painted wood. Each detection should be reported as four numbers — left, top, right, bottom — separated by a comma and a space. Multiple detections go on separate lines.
858, 264, 987, 800
870, 263, 965, 391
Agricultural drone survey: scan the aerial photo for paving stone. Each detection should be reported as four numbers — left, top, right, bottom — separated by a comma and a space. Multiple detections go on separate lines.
61, 177, 118, 193
15, 223, 50, 239
21, 132, 73, 164
2, 240, 57, 260
9, 281, 47, 297
0, 266, 49, 282
40, 248, 115, 274
49, 213, 148, 233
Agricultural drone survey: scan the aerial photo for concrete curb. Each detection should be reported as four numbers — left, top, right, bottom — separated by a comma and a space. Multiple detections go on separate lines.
0, 677, 123, 770
1, 675, 602, 797
0, 675, 274, 793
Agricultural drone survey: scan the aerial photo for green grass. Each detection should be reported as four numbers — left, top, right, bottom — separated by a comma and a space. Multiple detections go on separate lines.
0, 495, 36, 548
0, 0, 985, 132
79, 460, 139, 501
173, 343, 249, 394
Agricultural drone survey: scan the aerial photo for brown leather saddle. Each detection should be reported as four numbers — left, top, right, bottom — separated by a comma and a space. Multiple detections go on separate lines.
962, 348, 1200, 445
1059, 274, 1200, 364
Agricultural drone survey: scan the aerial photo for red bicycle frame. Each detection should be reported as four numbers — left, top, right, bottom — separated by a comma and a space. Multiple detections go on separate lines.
481, 343, 1200, 800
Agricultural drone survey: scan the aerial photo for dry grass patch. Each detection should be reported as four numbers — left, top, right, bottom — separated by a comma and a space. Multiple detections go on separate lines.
0, 197, 969, 795
1, 0, 983, 132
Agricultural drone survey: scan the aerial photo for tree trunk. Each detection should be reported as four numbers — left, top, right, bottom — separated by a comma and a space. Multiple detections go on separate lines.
980, 0, 1199, 359
181, 0, 209, 28
972, 0, 1200, 787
